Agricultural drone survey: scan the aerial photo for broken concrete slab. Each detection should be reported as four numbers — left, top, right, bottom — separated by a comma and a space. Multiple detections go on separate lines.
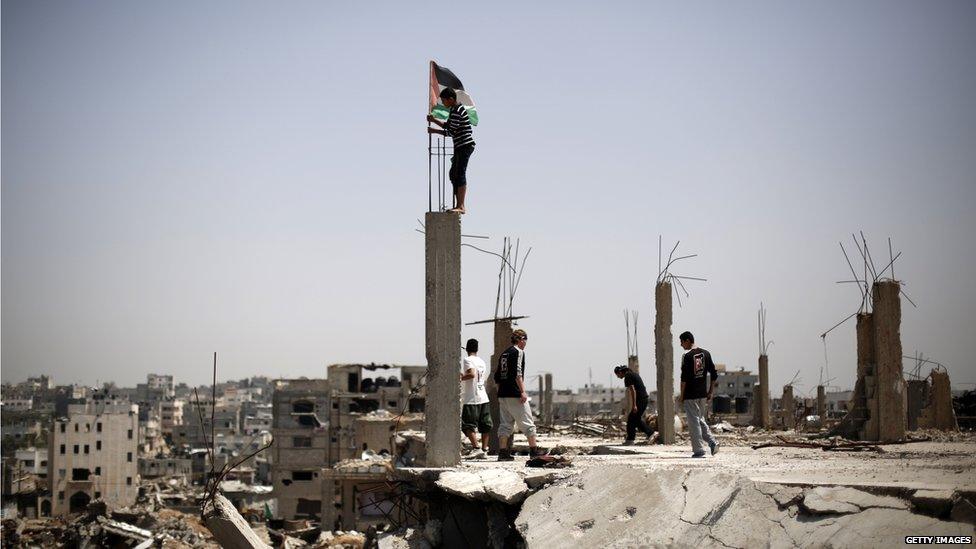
802, 486, 909, 516
435, 469, 529, 504
523, 469, 571, 489
911, 489, 955, 517
755, 482, 804, 508
202, 493, 271, 549
516, 466, 974, 547
801, 490, 861, 515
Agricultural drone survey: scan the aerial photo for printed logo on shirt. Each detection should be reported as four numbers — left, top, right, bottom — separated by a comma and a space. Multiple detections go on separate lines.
694, 353, 705, 377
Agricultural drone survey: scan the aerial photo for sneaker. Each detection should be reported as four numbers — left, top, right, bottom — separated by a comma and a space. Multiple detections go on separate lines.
622, 440, 636, 446
691, 452, 706, 458
497, 450, 515, 462
644, 431, 657, 444
709, 441, 720, 456
465, 449, 487, 460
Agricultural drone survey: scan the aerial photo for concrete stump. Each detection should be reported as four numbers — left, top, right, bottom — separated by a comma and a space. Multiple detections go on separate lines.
424, 212, 462, 466
782, 385, 795, 430
655, 282, 675, 444
203, 493, 271, 549
919, 370, 957, 431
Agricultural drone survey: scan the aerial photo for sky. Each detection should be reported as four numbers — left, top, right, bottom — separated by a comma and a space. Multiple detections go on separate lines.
3, 1, 975, 398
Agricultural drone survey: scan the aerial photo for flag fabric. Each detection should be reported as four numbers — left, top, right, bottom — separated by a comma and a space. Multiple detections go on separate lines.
429, 61, 478, 126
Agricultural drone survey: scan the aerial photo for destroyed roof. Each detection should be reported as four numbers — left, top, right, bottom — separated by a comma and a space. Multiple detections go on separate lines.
218, 479, 273, 494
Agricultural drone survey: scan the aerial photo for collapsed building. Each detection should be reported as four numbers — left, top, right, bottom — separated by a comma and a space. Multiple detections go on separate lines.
270, 364, 427, 522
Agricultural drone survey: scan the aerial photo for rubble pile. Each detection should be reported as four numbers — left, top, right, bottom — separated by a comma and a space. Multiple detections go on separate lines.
1, 500, 219, 548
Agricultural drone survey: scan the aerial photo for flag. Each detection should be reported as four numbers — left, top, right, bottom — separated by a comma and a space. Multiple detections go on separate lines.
429, 60, 478, 126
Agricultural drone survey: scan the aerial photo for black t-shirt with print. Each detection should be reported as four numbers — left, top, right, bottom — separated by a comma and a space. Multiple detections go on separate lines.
681, 347, 717, 400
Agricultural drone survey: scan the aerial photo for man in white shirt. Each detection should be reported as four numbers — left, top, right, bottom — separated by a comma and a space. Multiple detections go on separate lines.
460, 338, 491, 459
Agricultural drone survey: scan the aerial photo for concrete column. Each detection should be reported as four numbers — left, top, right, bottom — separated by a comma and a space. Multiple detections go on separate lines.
856, 313, 877, 440
544, 373, 553, 425
537, 376, 544, 423
627, 355, 639, 375
654, 282, 675, 444
856, 314, 875, 379
321, 476, 336, 531
872, 281, 905, 442
424, 211, 461, 467
782, 385, 795, 430
817, 385, 826, 421
924, 370, 956, 430
906, 379, 927, 431
757, 354, 771, 428
487, 319, 514, 454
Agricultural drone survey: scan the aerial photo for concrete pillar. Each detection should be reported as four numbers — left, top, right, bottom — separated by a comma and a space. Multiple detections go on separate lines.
782, 385, 795, 430
817, 385, 826, 422
654, 282, 675, 444
627, 355, 639, 375
757, 354, 771, 428
424, 211, 461, 467
544, 373, 553, 425
906, 379, 927, 431
856, 313, 877, 440
872, 281, 905, 442
487, 319, 513, 454
321, 476, 336, 531
856, 314, 875, 379
537, 376, 544, 422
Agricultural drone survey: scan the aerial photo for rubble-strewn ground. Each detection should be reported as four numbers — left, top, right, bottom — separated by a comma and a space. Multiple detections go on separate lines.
485, 429, 976, 493
434, 429, 976, 547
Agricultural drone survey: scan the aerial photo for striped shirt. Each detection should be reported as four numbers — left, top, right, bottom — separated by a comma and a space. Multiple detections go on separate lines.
445, 104, 476, 148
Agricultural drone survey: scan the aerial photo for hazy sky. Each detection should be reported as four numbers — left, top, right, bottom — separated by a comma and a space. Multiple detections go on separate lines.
3, 1, 975, 397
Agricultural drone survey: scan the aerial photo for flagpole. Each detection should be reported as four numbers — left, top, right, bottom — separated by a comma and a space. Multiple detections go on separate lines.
428, 123, 432, 213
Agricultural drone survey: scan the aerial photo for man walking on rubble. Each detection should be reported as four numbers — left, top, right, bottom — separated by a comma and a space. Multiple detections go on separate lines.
494, 329, 543, 461
614, 365, 655, 445
460, 338, 491, 459
679, 331, 720, 458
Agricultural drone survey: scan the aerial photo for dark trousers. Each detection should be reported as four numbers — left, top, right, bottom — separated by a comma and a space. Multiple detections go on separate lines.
626, 399, 653, 441
449, 144, 474, 189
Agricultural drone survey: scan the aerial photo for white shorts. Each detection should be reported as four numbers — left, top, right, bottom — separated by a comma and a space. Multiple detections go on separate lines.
498, 397, 537, 438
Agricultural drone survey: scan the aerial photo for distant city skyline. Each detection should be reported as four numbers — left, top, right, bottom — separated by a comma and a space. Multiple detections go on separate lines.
3, 1, 975, 396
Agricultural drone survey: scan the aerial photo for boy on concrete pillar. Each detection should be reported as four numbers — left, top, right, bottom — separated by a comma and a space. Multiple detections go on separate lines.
427, 88, 475, 214
460, 338, 491, 460
494, 329, 541, 461
614, 365, 655, 445
679, 331, 720, 458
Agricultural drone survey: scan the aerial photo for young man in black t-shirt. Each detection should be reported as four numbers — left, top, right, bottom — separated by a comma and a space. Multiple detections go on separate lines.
614, 365, 654, 445
679, 331, 720, 457
493, 329, 541, 461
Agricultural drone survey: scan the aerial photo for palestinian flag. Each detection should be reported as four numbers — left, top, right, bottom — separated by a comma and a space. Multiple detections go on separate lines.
429, 60, 478, 126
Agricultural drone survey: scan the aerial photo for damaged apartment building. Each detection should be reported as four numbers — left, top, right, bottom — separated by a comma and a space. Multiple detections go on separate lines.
44, 396, 140, 516
271, 364, 426, 523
